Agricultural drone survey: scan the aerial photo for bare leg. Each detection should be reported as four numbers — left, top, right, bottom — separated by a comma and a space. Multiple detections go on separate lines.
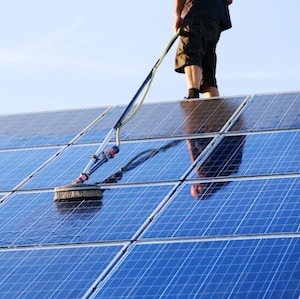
185, 65, 220, 98
184, 65, 203, 89
203, 86, 219, 98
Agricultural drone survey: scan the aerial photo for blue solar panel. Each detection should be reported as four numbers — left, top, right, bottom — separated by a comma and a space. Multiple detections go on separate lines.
230, 92, 300, 132
0, 147, 60, 191
123, 97, 246, 138
94, 238, 300, 299
188, 131, 300, 180
0, 245, 122, 299
0, 107, 109, 149
76, 97, 247, 143
0, 185, 174, 246
141, 177, 300, 239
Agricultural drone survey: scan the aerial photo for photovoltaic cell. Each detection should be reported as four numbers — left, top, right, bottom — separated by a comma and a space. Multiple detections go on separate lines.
121, 97, 246, 139
0, 245, 122, 299
94, 238, 300, 299
189, 131, 300, 180
0, 147, 60, 191
23, 138, 212, 189
230, 92, 300, 132
0, 184, 174, 246
141, 177, 300, 239
77, 97, 247, 143
0, 107, 108, 149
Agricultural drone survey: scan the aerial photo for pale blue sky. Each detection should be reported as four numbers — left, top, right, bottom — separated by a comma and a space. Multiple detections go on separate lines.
0, 0, 299, 115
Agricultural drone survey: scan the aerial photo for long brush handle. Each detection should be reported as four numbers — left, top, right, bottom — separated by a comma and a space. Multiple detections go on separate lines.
74, 31, 180, 184
82, 127, 115, 173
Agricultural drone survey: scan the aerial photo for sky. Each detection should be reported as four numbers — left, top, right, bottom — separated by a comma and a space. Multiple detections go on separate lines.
0, 0, 299, 115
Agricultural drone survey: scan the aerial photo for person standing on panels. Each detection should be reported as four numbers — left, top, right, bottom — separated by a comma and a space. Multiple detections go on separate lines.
174, 0, 233, 99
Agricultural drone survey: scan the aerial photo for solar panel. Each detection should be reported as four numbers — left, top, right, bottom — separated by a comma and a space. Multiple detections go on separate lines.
0, 245, 122, 299
188, 131, 300, 180
118, 97, 247, 139
76, 96, 248, 143
94, 238, 299, 299
0, 107, 109, 149
230, 92, 300, 132
141, 177, 300, 239
0, 92, 299, 298
0, 147, 60, 191
96, 238, 300, 298
0, 184, 177, 246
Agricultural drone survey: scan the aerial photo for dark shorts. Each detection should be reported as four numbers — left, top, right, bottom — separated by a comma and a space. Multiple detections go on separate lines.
175, 17, 221, 91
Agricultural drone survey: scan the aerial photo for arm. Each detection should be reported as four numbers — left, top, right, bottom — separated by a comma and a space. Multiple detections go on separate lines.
174, 0, 186, 32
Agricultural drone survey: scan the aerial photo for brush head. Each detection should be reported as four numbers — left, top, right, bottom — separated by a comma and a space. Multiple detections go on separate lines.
54, 183, 103, 202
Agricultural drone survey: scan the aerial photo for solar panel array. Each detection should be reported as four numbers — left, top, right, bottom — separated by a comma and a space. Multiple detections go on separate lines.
0, 92, 299, 298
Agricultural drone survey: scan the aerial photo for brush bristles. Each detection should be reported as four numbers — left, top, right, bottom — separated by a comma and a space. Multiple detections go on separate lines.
54, 184, 103, 202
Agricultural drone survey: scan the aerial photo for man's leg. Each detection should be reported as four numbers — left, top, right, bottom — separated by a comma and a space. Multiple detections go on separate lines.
185, 65, 202, 98
185, 65, 202, 89
202, 86, 219, 98
185, 65, 220, 98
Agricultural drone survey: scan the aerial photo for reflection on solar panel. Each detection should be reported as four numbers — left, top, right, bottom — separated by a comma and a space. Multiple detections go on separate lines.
188, 131, 300, 180
0, 92, 299, 298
